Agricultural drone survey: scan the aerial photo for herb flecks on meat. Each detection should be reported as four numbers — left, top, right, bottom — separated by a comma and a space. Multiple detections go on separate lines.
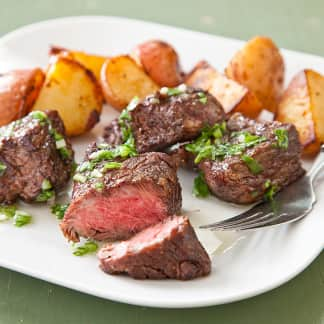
30, 111, 73, 160
185, 121, 266, 165
73, 98, 138, 188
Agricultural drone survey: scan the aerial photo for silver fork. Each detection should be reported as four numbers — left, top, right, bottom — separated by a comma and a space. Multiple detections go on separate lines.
200, 145, 324, 231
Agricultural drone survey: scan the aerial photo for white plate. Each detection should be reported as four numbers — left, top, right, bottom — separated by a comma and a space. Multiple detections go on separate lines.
0, 16, 323, 309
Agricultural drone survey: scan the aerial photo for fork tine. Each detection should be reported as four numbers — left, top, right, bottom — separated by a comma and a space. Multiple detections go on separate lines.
212, 212, 275, 230
199, 201, 270, 230
212, 212, 276, 231
237, 211, 310, 231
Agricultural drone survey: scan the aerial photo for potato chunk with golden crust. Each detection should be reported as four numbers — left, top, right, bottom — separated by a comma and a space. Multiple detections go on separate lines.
277, 69, 324, 155
50, 46, 108, 82
100, 55, 158, 110
32, 56, 103, 136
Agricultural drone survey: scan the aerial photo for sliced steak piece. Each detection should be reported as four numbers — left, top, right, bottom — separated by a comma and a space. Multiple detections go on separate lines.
199, 113, 305, 204
0, 111, 74, 204
103, 87, 225, 153
98, 215, 211, 280
61, 152, 182, 242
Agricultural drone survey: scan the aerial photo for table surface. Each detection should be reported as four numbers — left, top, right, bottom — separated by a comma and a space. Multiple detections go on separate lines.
0, 0, 323, 323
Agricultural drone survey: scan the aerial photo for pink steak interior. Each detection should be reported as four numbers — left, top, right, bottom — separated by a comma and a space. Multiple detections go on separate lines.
98, 216, 185, 260
70, 182, 169, 240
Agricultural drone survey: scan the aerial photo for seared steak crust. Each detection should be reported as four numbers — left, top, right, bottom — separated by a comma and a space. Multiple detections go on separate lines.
98, 216, 211, 280
103, 88, 225, 153
199, 113, 305, 204
61, 151, 182, 242
0, 111, 74, 204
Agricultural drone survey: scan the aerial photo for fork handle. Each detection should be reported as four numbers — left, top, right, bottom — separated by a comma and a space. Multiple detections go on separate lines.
307, 144, 324, 182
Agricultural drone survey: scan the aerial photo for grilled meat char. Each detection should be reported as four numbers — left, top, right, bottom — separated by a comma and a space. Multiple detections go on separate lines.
103, 87, 225, 153
199, 113, 305, 204
61, 151, 182, 242
98, 215, 211, 280
0, 111, 74, 204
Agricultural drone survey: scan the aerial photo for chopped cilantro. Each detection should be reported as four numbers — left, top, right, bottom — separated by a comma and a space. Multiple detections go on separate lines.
185, 124, 267, 164
73, 240, 98, 256
274, 129, 289, 149
193, 172, 210, 198
232, 131, 267, 147
51, 203, 69, 220
241, 155, 263, 174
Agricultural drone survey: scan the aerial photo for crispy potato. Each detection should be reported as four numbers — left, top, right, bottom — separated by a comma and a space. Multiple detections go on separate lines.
225, 36, 284, 113
186, 61, 262, 118
277, 69, 324, 155
100, 55, 159, 110
132, 40, 183, 87
32, 56, 103, 136
0, 68, 45, 127
50, 46, 107, 81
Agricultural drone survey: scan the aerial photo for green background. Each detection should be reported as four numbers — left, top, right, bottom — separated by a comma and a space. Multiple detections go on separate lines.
0, 0, 323, 323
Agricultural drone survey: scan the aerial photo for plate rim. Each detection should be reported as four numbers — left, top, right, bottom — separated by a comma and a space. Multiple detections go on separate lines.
0, 15, 323, 309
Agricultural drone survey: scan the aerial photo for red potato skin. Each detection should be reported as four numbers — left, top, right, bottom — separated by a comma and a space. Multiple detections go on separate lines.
133, 40, 183, 87
0, 68, 45, 127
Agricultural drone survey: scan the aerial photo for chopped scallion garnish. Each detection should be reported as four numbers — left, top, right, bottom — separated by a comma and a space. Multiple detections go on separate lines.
102, 161, 122, 172
73, 173, 87, 183
197, 92, 208, 104
30, 111, 47, 121
94, 182, 104, 191
41, 179, 52, 191
56, 138, 66, 149
90, 169, 103, 178
0, 205, 17, 221
264, 180, 278, 201
13, 210, 32, 227
51, 203, 69, 220
73, 240, 98, 256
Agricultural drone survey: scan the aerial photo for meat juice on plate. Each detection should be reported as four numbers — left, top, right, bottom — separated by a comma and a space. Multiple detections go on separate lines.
179, 168, 247, 257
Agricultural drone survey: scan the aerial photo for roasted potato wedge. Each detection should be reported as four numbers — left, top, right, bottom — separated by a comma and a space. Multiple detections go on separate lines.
277, 69, 324, 155
32, 56, 103, 136
0, 68, 45, 127
186, 61, 263, 118
225, 36, 284, 113
100, 55, 159, 110
132, 40, 183, 87
50, 46, 108, 82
